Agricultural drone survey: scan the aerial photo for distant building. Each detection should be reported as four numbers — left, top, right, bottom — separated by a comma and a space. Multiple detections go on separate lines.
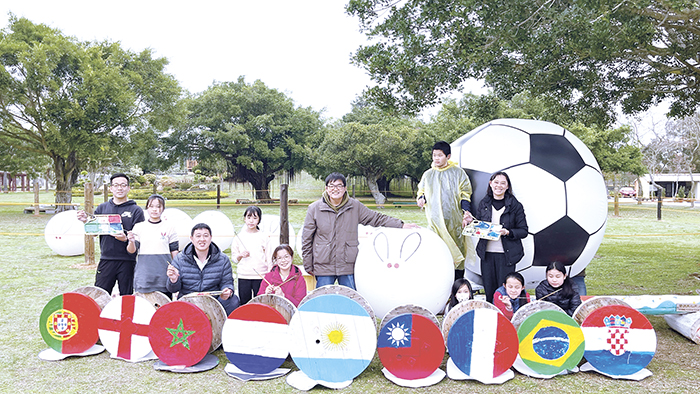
638, 173, 700, 199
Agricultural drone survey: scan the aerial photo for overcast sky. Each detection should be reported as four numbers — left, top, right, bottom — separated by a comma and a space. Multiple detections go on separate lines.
1, 1, 666, 136
1, 1, 487, 120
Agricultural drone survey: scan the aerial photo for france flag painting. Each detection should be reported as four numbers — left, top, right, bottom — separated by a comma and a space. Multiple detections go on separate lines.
289, 294, 377, 383
581, 305, 657, 376
446, 308, 519, 379
222, 303, 290, 374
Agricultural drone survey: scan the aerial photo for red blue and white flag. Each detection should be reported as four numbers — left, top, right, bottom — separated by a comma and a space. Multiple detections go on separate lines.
581, 305, 656, 375
222, 303, 290, 374
377, 313, 444, 380
446, 308, 518, 379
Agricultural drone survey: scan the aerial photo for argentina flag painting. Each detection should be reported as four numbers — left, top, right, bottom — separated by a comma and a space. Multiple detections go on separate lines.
289, 294, 376, 383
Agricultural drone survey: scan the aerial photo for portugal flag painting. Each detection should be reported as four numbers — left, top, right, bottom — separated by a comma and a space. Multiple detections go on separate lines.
39, 292, 101, 354
377, 313, 444, 380
289, 294, 376, 383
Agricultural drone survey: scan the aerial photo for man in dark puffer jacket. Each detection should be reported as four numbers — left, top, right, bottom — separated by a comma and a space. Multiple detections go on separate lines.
167, 223, 240, 315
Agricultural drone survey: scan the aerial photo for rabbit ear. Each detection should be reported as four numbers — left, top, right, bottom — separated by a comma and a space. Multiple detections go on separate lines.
400, 232, 421, 262
373, 232, 390, 262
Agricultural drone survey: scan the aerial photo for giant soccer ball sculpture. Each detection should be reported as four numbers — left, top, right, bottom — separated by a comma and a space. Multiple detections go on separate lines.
453, 119, 608, 289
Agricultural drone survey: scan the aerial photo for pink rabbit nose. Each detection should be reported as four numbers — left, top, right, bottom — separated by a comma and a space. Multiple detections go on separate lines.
394, 263, 399, 268
386, 263, 392, 268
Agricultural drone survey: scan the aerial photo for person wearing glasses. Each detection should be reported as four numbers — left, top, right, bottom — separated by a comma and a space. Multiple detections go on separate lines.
77, 173, 145, 295
301, 172, 419, 290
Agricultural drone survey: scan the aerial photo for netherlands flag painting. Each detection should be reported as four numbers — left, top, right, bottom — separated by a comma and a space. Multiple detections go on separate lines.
222, 303, 290, 374
446, 308, 519, 379
377, 313, 444, 380
289, 294, 377, 383
581, 305, 656, 376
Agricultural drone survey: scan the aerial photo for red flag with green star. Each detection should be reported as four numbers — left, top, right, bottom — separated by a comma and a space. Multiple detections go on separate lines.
148, 301, 212, 367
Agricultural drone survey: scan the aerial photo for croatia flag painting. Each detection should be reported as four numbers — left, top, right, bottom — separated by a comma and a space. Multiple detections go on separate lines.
289, 294, 377, 383
39, 292, 101, 354
377, 313, 445, 380
581, 305, 656, 376
222, 303, 290, 374
446, 308, 519, 379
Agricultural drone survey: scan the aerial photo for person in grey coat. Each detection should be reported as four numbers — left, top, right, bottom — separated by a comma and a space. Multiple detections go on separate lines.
166, 223, 239, 315
302, 172, 419, 290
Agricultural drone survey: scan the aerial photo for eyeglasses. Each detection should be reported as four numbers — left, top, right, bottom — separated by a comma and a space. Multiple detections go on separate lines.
111, 183, 129, 189
326, 184, 345, 190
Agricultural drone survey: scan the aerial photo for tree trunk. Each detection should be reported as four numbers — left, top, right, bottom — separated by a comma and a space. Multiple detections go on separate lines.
52, 153, 79, 212
366, 174, 386, 206
248, 174, 273, 200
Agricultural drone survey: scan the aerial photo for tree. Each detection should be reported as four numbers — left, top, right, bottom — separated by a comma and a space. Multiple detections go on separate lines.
312, 119, 417, 204
347, 0, 700, 124
179, 77, 322, 200
0, 16, 181, 210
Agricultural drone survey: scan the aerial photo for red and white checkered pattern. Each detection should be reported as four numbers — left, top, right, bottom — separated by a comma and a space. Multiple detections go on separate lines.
606, 328, 629, 356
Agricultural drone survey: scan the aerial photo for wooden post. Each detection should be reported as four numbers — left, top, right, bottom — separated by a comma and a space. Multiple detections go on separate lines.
217, 184, 221, 209
352, 183, 356, 199
84, 182, 96, 266
613, 190, 620, 216
103, 183, 109, 203
657, 197, 662, 220
280, 184, 289, 244
33, 180, 40, 216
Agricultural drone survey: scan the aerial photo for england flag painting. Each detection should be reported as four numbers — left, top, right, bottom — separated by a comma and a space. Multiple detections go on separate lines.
289, 294, 376, 383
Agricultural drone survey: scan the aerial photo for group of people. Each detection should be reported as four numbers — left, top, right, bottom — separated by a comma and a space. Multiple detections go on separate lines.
77, 140, 583, 319
76, 173, 306, 317
447, 261, 583, 318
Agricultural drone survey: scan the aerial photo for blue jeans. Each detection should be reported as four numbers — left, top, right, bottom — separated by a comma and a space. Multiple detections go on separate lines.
315, 274, 356, 290
571, 275, 587, 296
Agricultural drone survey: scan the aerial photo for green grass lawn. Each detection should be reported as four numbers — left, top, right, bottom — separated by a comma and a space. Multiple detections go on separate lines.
1, 190, 699, 393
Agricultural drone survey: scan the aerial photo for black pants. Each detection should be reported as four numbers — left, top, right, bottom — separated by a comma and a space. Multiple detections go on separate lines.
238, 278, 262, 305
480, 252, 509, 303
95, 259, 135, 296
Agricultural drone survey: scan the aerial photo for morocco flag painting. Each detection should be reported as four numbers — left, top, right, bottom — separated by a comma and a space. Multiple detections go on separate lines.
39, 292, 101, 354
377, 313, 444, 380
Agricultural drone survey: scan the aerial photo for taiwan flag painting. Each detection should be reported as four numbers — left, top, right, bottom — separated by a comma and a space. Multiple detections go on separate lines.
289, 294, 377, 383
39, 292, 101, 354
581, 305, 656, 376
222, 303, 290, 374
377, 313, 444, 380
446, 308, 519, 379
98, 295, 155, 361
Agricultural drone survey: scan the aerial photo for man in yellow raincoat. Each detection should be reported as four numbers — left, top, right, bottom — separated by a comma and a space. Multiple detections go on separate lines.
417, 141, 474, 280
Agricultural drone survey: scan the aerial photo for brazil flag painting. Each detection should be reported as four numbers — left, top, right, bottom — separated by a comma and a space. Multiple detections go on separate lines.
39, 292, 101, 354
517, 310, 585, 375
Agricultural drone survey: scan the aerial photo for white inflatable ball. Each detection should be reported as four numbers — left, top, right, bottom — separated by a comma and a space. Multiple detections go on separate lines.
355, 228, 454, 319
258, 214, 295, 250
161, 208, 193, 251
44, 210, 85, 256
192, 210, 234, 251
452, 119, 608, 289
